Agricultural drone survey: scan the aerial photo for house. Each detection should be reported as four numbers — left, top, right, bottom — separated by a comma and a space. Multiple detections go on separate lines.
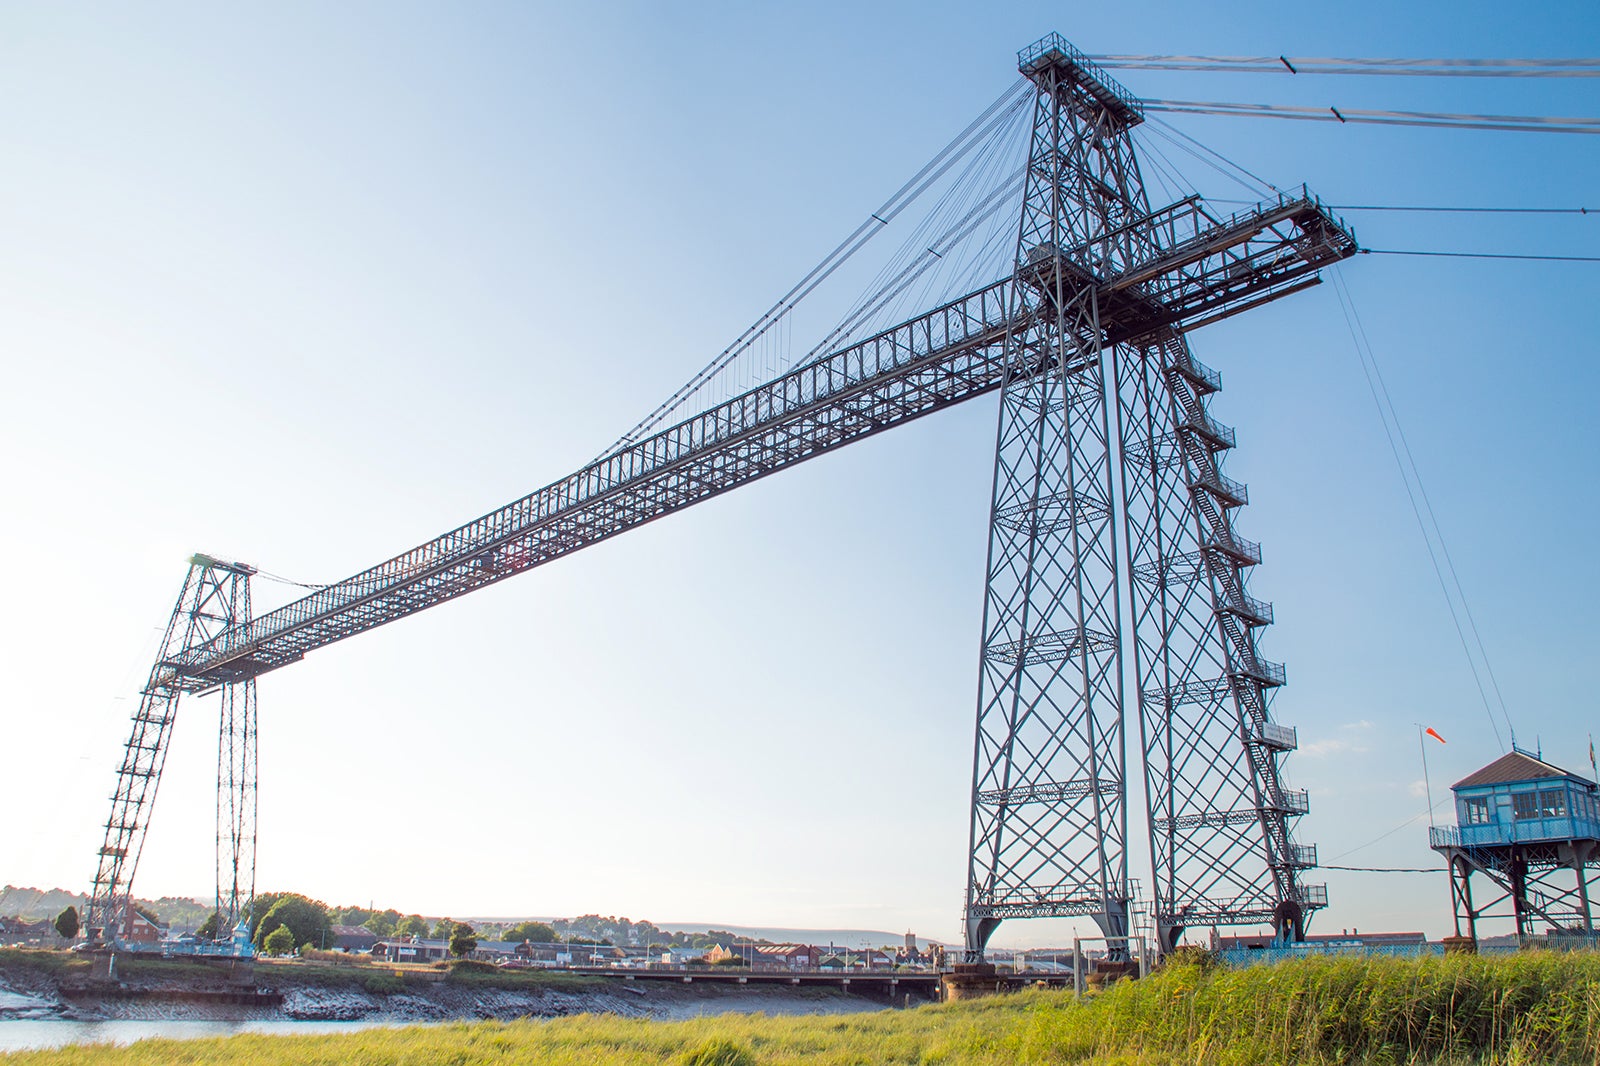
372, 937, 450, 962
750, 944, 816, 971
330, 924, 378, 952
468, 940, 523, 962
121, 908, 168, 943
511, 939, 569, 964
0, 917, 60, 946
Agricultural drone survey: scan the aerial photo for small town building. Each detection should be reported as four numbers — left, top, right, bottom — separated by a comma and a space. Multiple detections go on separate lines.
372, 937, 450, 962
750, 944, 816, 971
329, 924, 379, 952
120, 908, 168, 943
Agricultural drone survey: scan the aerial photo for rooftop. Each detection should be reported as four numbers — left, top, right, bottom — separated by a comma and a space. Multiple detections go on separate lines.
1452, 750, 1593, 790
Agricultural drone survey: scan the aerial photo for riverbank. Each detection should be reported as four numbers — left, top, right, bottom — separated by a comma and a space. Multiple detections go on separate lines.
0, 950, 895, 1030
5, 950, 1599, 1064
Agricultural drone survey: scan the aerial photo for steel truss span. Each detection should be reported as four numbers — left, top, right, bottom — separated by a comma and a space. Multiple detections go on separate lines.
85, 32, 1357, 955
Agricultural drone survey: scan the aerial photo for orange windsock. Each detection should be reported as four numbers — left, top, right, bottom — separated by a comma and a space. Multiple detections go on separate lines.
1425, 727, 1447, 744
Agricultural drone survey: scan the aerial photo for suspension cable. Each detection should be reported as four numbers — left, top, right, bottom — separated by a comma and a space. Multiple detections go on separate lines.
1091, 54, 1600, 79
1143, 99, 1600, 135
1361, 248, 1600, 263
1206, 199, 1596, 216
1330, 270, 1515, 749
593, 78, 1033, 459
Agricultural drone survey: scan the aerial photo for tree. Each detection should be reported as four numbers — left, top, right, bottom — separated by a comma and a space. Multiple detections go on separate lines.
432, 917, 457, 940
395, 915, 430, 939
338, 906, 373, 927
363, 912, 396, 938
253, 894, 333, 951
196, 911, 223, 940
502, 921, 556, 944
263, 924, 295, 956
449, 922, 477, 957
53, 906, 79, 940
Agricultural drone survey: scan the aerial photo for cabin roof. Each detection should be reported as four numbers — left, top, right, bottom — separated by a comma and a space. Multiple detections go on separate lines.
1452, 750, 1588, 790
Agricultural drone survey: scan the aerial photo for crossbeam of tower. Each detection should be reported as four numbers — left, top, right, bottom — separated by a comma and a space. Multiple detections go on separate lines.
86, 34, 1358, 954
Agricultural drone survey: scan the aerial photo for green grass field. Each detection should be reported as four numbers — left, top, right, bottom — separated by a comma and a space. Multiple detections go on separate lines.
4, 952, 1598, 1065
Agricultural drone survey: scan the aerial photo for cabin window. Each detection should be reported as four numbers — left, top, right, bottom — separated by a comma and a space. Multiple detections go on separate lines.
1461, 796, 1492, 824
1512, 792, 1539, 820
1538, 789, 1567, 818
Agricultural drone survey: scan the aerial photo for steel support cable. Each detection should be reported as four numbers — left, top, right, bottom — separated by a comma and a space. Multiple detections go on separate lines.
638, 81, 1031, 441
816, 95, 1031, 362
602, 79, 1029, 454
1327, 796, 1451, 861
594, 78, 1032, 458
1334, 273, 1517, 742
901, 109, 1031, 326
1321, 865, 1447, 873
255, 568, 329, 590
1143, 100, 1600, 135
1329, 271, 1512, 750
1138, 124, 1265, 199
1361, 248, 1600, 262
1338, 204, 1595, 215
1090, 55, 1600, 78
817, 174, 1021, 364
1145, 117, 1280, 196
1207, 200, 1597, 216
726, 85, 1029, 416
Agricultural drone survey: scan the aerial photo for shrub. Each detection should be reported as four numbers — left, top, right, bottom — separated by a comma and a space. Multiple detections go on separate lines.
363, 972, 404, 995
262, 925, 295, 956
1162, 943, 1221, 971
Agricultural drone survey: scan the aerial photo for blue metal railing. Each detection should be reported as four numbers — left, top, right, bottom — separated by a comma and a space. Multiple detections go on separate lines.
1432, 816, 1600, 849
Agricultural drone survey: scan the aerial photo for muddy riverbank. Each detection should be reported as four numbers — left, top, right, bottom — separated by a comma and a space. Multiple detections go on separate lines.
0, 951, 901, 1037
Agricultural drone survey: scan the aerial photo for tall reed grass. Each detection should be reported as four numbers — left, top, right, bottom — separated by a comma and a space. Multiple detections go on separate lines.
4, 951, 1596, 1065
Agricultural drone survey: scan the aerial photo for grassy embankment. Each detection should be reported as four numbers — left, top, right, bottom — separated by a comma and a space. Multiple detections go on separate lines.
5, 951, 1600, 1065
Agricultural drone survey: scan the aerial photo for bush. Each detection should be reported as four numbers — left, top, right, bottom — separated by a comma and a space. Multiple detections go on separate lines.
675, 1038, 756, 1066
262, 925, 296, 956
363, 972, 404, 995
1161, 943, 1221, 971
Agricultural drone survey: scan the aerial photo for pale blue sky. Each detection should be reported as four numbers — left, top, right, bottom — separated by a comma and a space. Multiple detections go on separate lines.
1, 2, 1596, 947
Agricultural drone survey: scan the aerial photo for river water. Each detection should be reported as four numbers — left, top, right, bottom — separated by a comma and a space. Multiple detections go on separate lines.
0, 1019, 404, 1053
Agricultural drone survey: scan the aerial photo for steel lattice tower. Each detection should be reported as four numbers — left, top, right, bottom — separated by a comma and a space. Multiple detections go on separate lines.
963, 37, 1319, 957
85, 554, 258, 943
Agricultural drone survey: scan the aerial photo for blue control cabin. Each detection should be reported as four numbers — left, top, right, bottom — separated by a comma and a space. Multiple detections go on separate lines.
1430, 749, 1600, 940
1449, 751, 1600, 848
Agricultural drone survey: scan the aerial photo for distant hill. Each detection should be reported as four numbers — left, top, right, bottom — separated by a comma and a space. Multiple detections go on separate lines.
2, 890, 952, 949
0, 886, 213, 932
0, 886, 86, 922
657, 922, 950, 951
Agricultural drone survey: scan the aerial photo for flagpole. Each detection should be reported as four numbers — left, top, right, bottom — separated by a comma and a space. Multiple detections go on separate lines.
1416, 724, 1436, 829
